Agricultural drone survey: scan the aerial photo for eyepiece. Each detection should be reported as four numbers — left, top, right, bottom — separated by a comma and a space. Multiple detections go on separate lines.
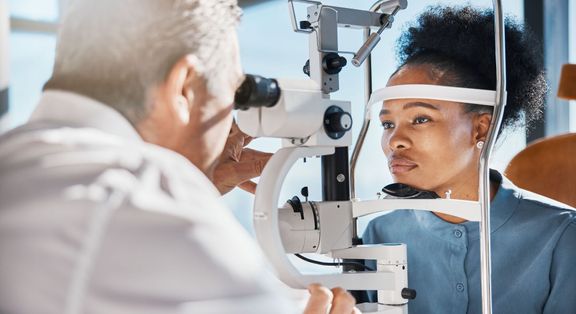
234, 74, 281, 110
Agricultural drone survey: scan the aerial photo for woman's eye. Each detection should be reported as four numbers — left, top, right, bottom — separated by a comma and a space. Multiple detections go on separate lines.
413, 116, 430, 125
381, 121, 395, 129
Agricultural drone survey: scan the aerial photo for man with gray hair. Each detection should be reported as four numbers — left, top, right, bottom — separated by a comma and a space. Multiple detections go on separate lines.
0, 1, 358, 313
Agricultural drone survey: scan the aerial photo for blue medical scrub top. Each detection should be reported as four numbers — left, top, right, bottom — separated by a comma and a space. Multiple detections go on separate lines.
362, 170, 576, 314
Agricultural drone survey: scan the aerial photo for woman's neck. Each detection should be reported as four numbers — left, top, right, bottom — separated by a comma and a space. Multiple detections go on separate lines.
433, 178, 500, 224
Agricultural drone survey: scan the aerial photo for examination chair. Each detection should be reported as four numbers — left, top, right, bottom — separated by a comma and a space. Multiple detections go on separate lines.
505, 64, 576, 208
505, 133, 576, 208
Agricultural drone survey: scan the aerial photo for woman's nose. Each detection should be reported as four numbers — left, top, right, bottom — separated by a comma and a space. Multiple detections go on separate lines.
383, 127, 411, 152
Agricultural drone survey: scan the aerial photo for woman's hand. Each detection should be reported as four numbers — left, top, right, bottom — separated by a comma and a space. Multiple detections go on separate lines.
211, 121, 272, 195
304, 284, 360, 314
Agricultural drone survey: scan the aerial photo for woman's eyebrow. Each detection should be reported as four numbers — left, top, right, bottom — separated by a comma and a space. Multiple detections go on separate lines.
379, 109, 390, 116
403, 101, 439, 110
379, 101, 439, 116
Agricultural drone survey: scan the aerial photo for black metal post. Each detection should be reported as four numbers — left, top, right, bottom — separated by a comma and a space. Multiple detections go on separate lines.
321, 146, 369, 302
321, 146, 350, 201
524, 0, 546, 143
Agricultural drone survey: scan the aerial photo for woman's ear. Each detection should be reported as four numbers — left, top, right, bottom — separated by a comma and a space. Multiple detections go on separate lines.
473, 113, 493, 142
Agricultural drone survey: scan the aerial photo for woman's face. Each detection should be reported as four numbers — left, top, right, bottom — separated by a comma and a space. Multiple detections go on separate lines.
380, 64, 489, 196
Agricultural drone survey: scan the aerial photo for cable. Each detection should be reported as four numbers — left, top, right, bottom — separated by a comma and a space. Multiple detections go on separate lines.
294, 254, 375, 271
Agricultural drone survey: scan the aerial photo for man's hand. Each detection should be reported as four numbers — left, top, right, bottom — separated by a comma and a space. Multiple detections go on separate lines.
304, 284, 360, 314
212, 121, 272, 195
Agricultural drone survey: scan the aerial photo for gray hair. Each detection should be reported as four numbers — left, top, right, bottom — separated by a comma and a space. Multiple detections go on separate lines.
45, 0, 242, 125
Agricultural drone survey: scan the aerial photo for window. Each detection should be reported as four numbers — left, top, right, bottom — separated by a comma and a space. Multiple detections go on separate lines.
8, 32, 57, 127
3, 0, 59, 129
9, 0, 59, 22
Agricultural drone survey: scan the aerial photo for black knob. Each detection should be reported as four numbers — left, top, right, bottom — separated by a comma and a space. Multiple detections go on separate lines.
303, 60, 310, 77
287, 196, 304, 220
300, 20, 312, 30
301, 187, 309, 198
323, 106, 353, 140
325, 111, 352, 133
322, 53, 347, 75
401, 288, 417, 300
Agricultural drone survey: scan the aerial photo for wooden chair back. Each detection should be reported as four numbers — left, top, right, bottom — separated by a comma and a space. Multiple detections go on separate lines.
505, 133, 576, 208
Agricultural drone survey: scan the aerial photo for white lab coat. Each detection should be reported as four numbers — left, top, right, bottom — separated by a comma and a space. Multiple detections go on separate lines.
0, 91, 294, 314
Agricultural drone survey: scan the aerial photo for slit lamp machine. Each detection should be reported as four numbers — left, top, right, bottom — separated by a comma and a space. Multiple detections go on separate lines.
235, 1, 507, 313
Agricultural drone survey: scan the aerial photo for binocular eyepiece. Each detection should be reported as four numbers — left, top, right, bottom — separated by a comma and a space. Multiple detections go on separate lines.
234, 74, 281, 110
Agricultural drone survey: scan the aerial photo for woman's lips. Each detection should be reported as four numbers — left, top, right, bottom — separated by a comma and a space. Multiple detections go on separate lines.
388, 158, 417, 174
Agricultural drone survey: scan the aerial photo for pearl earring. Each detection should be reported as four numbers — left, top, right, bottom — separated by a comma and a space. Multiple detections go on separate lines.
476, 141, 485, 149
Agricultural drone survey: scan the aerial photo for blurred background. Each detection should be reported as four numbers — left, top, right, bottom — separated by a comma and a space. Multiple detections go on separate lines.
1, 0, 575, 240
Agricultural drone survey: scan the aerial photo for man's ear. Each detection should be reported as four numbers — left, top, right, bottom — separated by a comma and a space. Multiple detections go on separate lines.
473, 112, 493, 142
162, 54, 203, 124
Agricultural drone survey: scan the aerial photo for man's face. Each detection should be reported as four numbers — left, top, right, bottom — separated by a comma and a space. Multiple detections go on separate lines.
140, 32, 244, 177
194, 32, 244, 173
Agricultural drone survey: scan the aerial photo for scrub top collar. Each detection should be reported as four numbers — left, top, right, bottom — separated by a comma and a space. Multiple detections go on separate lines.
29, 90, 143, 142
412, 169, 520, 244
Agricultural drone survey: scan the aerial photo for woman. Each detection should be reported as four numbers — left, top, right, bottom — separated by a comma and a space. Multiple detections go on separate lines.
362, 6, 576, 313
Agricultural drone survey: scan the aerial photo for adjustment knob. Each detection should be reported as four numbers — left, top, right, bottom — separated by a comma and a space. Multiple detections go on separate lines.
325, 111, 352, 133
323, 106, 353, 139
401, 288, 417, 300
322, 53, 347, 75
301, 187, 309, 198
287, 196, 304, 220
303, 60, 310, 77
299, 20, 312, 30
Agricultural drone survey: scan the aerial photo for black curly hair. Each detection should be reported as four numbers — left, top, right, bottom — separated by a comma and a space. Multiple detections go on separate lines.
394, 6, 547, 132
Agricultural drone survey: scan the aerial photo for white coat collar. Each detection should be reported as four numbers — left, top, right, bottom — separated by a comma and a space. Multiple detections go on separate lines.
29, 90, 142, 142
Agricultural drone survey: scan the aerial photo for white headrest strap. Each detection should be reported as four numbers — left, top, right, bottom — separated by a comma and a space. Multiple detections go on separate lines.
367, 84, 498, 109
